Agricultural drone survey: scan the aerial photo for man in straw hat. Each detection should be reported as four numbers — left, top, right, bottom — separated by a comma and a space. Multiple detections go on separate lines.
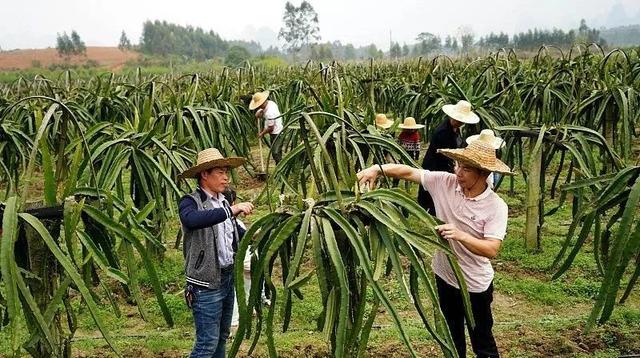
466, 129, 506, 189
178, 148, 255, 358
418, 100, 480, 214
357, 130, 512, 358
250, 90, 283, 163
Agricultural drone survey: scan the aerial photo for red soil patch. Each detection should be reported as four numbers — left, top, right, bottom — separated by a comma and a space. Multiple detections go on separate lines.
0, 46, 140, 70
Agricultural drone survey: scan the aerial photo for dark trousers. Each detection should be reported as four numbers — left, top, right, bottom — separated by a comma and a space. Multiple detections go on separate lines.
436, 276, 499, 358
269, 133, 282, 164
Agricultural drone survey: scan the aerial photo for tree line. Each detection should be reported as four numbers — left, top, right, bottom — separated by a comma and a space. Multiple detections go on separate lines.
53, 6, 631, 65
55, 30, 86, 57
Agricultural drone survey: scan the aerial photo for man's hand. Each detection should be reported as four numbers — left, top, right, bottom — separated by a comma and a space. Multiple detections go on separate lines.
435, 223, 502, 259
231, 202, 254, 216
356, 165, 380, 188
435, 224, 469, 242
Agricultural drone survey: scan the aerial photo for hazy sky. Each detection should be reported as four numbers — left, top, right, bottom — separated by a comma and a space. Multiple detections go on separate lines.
1, 0, 639, 51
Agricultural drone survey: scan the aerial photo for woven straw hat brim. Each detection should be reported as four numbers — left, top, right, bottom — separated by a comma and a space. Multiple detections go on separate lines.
179, 157, 245, 179
376, 121, 394, 129
249, 91, 269, 110
442, 104, 480, 124
398, 123, 425, 129
375, 114, 394, 129
437, 148, 514, 175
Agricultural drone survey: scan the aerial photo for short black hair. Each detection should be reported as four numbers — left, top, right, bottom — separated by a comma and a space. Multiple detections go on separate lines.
197, 167, 216, 187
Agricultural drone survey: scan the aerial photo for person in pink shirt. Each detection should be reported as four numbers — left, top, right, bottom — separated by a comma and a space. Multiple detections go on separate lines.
357, 130, 513, 358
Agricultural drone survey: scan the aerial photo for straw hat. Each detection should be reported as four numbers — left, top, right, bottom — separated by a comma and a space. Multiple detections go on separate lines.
398, 117, 425, 129
442, 100, 480, 124
466, 129, 505, 149
437, 134, 513, 175
179, 148, 245, 179
375, 113, 395, 129
249, 90, 269, 110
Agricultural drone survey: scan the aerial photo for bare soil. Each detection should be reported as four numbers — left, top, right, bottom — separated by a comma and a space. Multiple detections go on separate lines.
0, 47, 139, 70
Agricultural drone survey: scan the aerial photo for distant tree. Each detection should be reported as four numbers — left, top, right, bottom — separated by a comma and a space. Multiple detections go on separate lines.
458, 26, 474, 51
264, 45, 284, 57
579, 19, 589, 37
411, 44, 420, 56
365, 44, 382, 59
402, 43, 410, 57
577, 19, 606, 45
416, 32, 441, 55
139, 20, 227, 59
478, 32, 510, 49
278, 1, 320, 55
452, 38, 459, 51
444, 36, 452, 49
309, 45, 319, 60
344, 44, 356, 60
225, 45, 251, 67
389, 42, 402, 59
600, 25, 640, 47
118, 30, 132, 51
56, 32, 74, 57
320, 45, 333, 61
228, 40, 263, 56
70, 30, 86, 55
310, 43, 333, 61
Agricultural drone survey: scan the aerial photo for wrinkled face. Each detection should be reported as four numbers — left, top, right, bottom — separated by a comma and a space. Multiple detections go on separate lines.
455, 162, 485, 190
200, 167, 229, 193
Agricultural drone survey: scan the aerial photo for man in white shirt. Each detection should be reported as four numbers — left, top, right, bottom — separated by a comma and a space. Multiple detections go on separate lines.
249, 91, 283, 163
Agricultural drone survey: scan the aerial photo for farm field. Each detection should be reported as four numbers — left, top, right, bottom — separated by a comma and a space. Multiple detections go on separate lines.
0, 47, 139, 71
1, 46, 639, 357
23, 172, 640, 358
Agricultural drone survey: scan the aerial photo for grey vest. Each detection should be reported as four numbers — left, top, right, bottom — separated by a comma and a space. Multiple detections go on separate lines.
182, 189, 236, 289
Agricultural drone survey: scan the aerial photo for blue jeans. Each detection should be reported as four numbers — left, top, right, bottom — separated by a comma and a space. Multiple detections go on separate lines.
190, 267, 235, 358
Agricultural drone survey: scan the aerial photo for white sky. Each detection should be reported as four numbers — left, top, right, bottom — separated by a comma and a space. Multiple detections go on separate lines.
1, 0, 639, 51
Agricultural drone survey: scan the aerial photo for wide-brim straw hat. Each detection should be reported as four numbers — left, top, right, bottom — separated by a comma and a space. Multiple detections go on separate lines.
442, 100, 480, 124
179, 148, 245, 179
466, 129, 505, 149
398, 117, 425, 129
375, 113, 395, 129
249, 90, 269, 110
438, 139, 514, 176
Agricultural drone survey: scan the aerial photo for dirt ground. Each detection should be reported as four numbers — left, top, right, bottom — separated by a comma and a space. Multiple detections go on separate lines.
0, 47, 139, 70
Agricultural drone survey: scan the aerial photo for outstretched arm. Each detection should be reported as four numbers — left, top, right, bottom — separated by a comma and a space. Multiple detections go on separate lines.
356, 164, 423, 187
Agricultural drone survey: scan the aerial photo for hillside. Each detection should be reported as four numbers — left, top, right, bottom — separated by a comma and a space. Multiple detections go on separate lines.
0, 46, 139, 70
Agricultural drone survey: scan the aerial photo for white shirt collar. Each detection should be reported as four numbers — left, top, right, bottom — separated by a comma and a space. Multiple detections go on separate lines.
202, 188, 226, 204
455, 183, 493, 201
